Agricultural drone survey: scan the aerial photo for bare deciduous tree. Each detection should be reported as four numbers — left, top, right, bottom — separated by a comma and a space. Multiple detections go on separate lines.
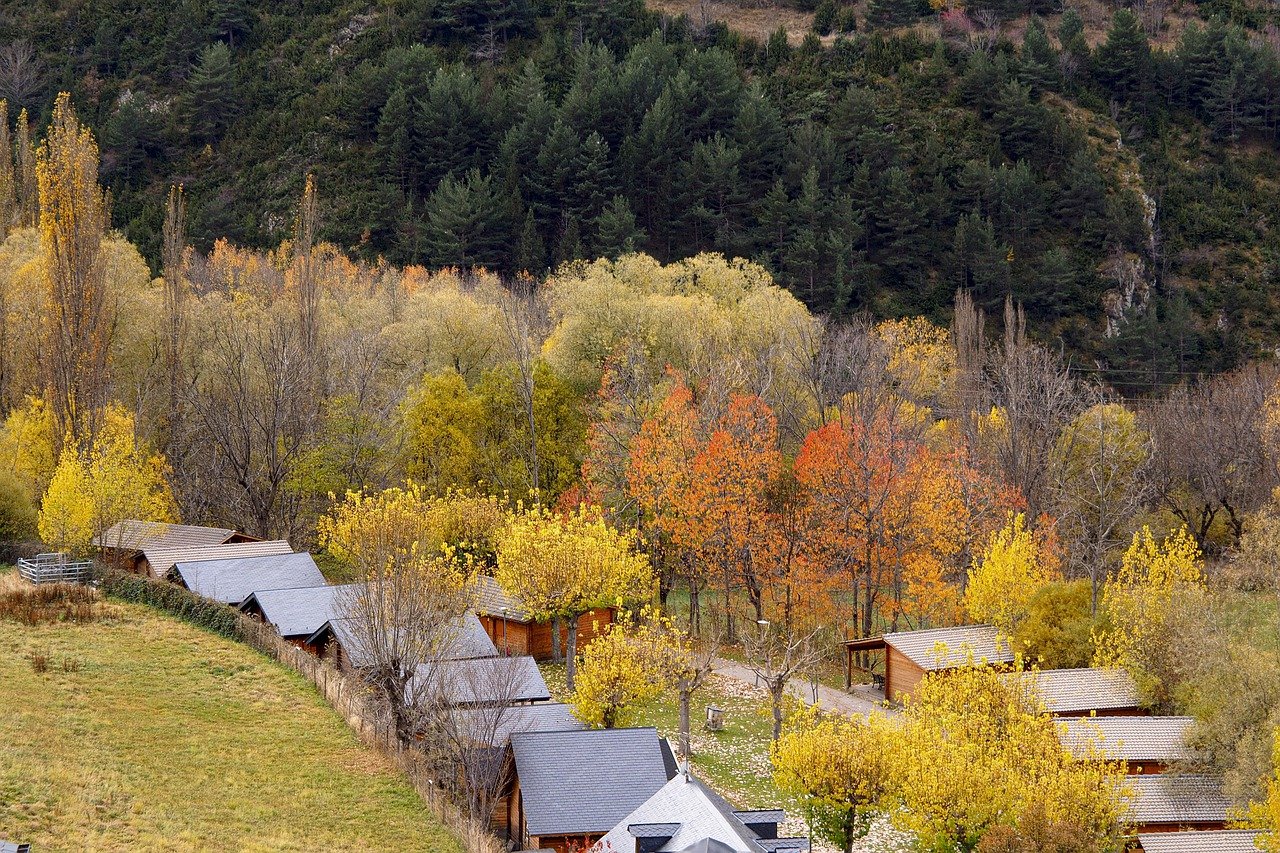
0, 42, 46, 109
742, 620, 827, 742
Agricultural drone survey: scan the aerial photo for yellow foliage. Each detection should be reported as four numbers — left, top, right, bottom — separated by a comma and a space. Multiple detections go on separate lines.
570, 609, 675, 729
37, 405, 176, 555
0, 395, 56, 499
317, 484, 506, 577
494, 503, 653, 622
875, 317, 956, 403
965, 513, 1060, 633
1245, 730, 1280, 851
890, 666, 1129, 850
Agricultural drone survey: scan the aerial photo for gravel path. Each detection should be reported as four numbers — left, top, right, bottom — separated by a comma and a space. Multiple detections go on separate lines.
711, 657, 897, 719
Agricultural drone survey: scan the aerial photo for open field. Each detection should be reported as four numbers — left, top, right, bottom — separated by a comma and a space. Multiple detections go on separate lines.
0, 580, 461, 852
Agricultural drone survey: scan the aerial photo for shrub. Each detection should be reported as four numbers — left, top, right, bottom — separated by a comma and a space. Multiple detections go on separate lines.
834, 6, 858, 34
101, 571, 243, 639
0, 466, 36, 541
813, 0, 838, 34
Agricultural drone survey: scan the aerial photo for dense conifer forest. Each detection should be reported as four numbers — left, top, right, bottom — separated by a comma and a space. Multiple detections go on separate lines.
2, 0, 1280, 380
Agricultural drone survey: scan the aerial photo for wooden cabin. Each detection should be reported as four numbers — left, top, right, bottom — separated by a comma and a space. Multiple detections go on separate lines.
306, 613, 499, 671
1138, 830, 1262, 852
172, 552, 324, 607
92, 520, 260, 574
475, 576, 614, 661
1058, 716, 1194, 775
1008, 667, 1145, 717
507, 727, 677, 853
842, 624, 1014, 702
1126, 774, 1230, 834
239, 583, 360, 648
144, 540, 293, 580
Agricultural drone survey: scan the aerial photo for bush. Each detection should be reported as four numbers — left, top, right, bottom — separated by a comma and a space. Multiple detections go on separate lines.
0, 467, 37, 541
834, 6, 858, 34
101, 571, 243, 639
813, 0, 838, 34
1013, 580, 1102, 669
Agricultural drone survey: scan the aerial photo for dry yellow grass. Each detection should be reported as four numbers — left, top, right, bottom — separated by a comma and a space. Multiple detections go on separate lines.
647, 0, 817, 44
0, 588, 462, 852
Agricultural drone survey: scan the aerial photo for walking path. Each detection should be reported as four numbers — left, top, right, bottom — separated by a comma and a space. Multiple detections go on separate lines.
712, 657, 897, 718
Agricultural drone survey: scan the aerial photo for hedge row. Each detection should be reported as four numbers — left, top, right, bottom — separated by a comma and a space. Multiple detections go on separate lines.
101, 571, 244, 639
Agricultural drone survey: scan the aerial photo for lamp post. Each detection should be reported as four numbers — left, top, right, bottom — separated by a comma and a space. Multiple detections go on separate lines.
501, 607, 509, 655
753, 619, 769, 687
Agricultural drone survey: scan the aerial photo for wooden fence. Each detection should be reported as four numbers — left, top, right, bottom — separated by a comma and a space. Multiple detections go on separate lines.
232, 615, 505, 853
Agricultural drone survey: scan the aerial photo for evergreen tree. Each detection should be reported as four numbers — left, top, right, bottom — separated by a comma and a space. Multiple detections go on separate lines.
951, 214, 1010, 308
1059, 149, 1108, 247
186, 42, 236, 141
595, 195, 644, 258
375, 86, 414, 193
515, 207, 546, 273
813, 0, 838, 35
422, 169, 509, 269
1019, 17, 1059, 95
1094, 10, 1151, 99
874, 167, 926, 286
993, 81, 1045, 161
867, 0, 919, 30
783, 166, 827, 308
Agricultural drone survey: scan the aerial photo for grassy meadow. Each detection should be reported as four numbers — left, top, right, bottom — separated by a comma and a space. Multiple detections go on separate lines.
0, 576, 461, 852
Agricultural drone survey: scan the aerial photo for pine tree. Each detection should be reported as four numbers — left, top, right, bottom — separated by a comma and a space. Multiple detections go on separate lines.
375, 86, 414, 193
595, 195, 644, 258
993, 81, 1044, 161
1095, 10, 1151, 99
514, 207, 546, 273
423, 169, 508, 269
783, 166, 826, 308
867, 0, 919, 29
1058, 150, 1108, 247
874, 167, 925, 286
187, 42, 237, 141
1020, 17, 1059, 95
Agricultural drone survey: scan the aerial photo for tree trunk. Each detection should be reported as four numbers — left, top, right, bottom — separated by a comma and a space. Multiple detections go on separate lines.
679, 684, 691, 761
689, 586, 700, 637
552, 615, 562, 663
770, 681, 784, 742
565, 613, 580, 691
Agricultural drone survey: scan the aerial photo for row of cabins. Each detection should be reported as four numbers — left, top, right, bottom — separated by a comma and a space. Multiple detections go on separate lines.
97, 521, 799, 853
844, 624, 1243, 846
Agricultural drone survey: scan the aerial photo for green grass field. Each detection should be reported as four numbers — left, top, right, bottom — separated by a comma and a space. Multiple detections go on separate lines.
0, 585, 462, 852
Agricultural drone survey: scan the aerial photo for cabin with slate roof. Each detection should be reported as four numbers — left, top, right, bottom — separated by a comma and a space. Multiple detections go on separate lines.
1137, 829, 1263, 852
592, 771, 808, 853
842, 624, 1014, 701
147, 539, 294, 580
1006, 667, 1144, 717
173, 551, 324, 606
306, 613, 499, 670
475, 575, 614, 661
1126, 774, 1230, 834
1059, 716, 1194, 775
410, 655, 550, 707
238, 583, 360, 648
92, 520, 259, 574
508, 727, 678, 853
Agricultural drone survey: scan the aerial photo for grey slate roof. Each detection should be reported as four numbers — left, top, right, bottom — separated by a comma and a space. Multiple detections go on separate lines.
595, 772, 808, 853
511, 727, 671, 836
414, 655, 549, 705
1126, 774, 1231, 825
309, 613, 499, 667
1009, 668, 1140, 714
174, 551, 324, 604
238, 584, 360, 638
884, 624, 1013, 671
452, 701, 583, 747
93, 520, 238, 551
474, 574, 529, 621
0, 842, 31, 853
1137, 830, 1262, 852
1059, 716, 1195, 763
149, 540, 293, 579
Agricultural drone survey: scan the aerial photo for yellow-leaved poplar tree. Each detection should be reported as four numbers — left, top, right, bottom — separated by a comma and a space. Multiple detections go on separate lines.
570, 608, 676, 729
37, 92, 113, 448
965, 512, 1059, 634
1246, 730, 1280, 852
1092, 525, 1205, 711
495, 504, 653, 689
38, 405, 176, 555
772, 707, 898, 853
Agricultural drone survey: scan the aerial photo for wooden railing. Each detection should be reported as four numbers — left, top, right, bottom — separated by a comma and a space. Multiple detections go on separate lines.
17, 553, 94, 584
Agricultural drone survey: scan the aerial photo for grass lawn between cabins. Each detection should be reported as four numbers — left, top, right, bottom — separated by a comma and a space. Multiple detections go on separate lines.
0, 581, 462, 852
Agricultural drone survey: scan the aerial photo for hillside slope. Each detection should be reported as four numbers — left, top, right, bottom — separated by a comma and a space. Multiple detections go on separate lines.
1, 0, 1278, 384
0, 586, 461, 851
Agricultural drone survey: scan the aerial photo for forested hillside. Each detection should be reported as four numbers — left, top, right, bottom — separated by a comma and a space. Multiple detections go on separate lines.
2, 0, 1280, 380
